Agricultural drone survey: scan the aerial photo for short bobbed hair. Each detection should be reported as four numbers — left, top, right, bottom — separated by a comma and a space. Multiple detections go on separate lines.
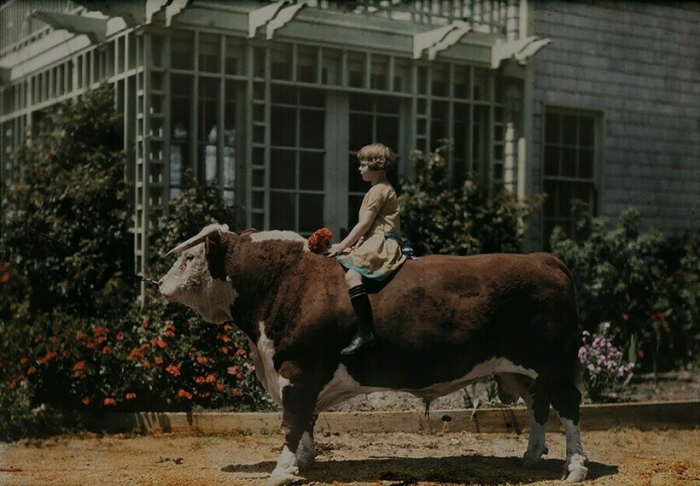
357, 143, 396, 171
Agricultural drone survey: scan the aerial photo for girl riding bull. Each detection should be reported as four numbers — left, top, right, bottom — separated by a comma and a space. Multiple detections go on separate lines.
327, 143, 409, 355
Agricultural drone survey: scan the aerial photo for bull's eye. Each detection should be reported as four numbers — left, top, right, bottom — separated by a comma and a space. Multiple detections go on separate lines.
185, 254, 195, 262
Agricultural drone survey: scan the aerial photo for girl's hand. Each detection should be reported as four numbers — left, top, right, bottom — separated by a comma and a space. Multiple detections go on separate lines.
327, 243, 345, 257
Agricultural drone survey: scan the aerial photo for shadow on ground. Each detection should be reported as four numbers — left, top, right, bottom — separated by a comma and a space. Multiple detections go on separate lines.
223, 455, 618, 484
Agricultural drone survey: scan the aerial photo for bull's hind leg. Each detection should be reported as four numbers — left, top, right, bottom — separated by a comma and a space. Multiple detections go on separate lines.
269, 376, 320, 486
549, 383, 588, 483
521, 380, 550, 468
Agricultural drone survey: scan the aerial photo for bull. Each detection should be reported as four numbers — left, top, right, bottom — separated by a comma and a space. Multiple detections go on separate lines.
159, 224, 588, 484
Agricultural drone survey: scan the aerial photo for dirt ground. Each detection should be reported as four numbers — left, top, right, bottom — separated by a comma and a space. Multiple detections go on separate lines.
1, 427, 698, 486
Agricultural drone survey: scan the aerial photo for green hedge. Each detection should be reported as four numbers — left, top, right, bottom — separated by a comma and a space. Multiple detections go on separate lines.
550, 203, 699, 373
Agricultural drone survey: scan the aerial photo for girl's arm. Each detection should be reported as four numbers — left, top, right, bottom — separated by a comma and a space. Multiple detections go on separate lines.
327, 209, 377, 257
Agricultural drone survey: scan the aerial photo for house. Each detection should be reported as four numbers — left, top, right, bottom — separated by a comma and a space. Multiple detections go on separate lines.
1, 0, 697, 291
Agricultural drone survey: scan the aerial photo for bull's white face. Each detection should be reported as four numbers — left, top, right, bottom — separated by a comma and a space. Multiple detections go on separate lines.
159, 243, 237, 323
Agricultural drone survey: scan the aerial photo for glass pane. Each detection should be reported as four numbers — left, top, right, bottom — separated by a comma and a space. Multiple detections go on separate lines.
473, 69, 488, 100
271, 45, 291, 80
561, 148, 576, 177
562, 115, 577, 145
204, 144, 217, 184
299, 194, 324, 233
225, 37, 244, 75
557, 182, 573, 217
322, 48, 342, 85
543, 180, 556, 218
431, 64, 447, 97
370, 55, 388, 90
347, 194, 364, 229
299, 109, 324, 148
376, 116, 398, 152
578, 148, 594, 178
270, 149, 296, 189
171, 32, 194, 70
545, 113, 560, 144
299, 151, 324, 190
272, 85, 296, 105
579, 116, 594, 147
270, 192, 296, 229
297, 45, 317, 83
350, 93, 372, 112
170, 144, 185, 186
223, 146, 235, 188
544, 146, 559, 176
349, 113, 373, 150
300, 88, 324, 108
348, 154, 364, 192
271, 106, 297, 147
376, 96, 399, 114
252, 147, 265, 166
199, 33, 220, 73
454, 65, 469, 99
348, 52, 364, 88
253, 47, 266, 78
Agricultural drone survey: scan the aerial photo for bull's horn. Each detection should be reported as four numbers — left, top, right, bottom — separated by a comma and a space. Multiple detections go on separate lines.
165, 223, 229, 257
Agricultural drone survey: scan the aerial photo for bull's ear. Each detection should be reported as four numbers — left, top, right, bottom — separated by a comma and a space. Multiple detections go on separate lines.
205, 233, 227, 281
241, 227, 257, 237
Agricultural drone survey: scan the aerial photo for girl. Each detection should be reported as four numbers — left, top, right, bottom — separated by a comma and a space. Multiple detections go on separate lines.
328, 143, 408, 355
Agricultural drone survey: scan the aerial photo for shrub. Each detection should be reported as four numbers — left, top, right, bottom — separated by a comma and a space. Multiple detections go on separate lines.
399, 144, 543, 256
0, 88, 272, 441
550, 203, 699, 372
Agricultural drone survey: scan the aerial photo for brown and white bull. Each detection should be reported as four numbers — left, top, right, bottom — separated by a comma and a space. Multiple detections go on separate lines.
159, 224, 588, 484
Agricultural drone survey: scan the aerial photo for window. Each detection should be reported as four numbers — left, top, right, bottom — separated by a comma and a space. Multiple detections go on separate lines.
543, 110, 599, 240
347, 94, 400, 231
269, 86, 326, 234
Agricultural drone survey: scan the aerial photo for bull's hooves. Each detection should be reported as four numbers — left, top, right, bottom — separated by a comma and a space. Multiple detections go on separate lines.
268, 467, 300, 486
521, 458, 541, 469
296, 456, 315, 471
564, 468, 588, 483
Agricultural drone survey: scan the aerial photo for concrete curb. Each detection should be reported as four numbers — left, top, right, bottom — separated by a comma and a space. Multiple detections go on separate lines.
80, 400, 699, 435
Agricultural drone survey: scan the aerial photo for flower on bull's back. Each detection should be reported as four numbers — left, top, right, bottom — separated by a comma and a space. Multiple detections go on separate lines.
307, 228, 333, 254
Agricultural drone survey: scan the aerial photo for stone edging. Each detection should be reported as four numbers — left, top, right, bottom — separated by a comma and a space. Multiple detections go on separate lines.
79, 400, 699, 435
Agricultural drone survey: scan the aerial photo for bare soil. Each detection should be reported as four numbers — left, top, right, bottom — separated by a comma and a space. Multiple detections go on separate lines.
1, 428, 698, 485
0, 372, 697, 485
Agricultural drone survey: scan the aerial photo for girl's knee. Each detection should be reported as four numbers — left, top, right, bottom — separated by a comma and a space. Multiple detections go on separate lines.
345, 270, 362, 288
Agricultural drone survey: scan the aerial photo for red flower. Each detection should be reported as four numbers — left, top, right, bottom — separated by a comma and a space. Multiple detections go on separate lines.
127, 348, 144, 361
82, 397, 91, 405
20, 357, 29, 365
307, 228, 333, 254
141, 320, 149, 329
154, 356, 164, 365
152, 338, 167, 349
126, 393, 137, 400
166, 363, 181, 377
221, 347, 229, 355
102, 346, 112, 355
177, 389, 193, 400
116, 331, 124, 341
104, 397, 116, 406
76, 332, 87, 341
73, 361, 86, 378
231, 391, 243, 397
206, 374, 216, 383
27, 367, 37, 375
195, 376, 206, 384
39, 352, 58, 364
236, 348, 247, 357
196, 356, 209, 365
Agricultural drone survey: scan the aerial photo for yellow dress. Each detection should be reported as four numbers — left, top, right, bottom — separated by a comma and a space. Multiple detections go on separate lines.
336, 181, 407, 280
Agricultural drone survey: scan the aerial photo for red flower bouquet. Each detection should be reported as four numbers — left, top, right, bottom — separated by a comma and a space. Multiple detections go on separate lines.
308, 228, 333, 254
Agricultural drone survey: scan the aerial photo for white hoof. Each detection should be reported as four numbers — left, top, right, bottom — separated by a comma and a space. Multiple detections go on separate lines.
269, 446, 301, 486
295, 432, 317, 471
268, 466, 299, 486
563, 453, 588, 483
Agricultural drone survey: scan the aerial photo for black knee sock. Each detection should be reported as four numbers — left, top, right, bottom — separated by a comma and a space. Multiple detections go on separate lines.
348, 284, 374, 336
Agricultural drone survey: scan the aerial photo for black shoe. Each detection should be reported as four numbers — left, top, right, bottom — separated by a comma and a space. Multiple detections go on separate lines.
341, 333, 376, 355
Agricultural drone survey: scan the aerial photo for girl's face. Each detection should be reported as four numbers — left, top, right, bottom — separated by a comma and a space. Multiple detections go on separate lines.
359, 160, 371, 181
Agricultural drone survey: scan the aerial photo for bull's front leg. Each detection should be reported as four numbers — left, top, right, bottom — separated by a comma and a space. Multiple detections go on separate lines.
269, 366, 320, 486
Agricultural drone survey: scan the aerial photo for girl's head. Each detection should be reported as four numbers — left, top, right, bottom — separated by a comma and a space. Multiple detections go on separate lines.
357, 143, 396, 171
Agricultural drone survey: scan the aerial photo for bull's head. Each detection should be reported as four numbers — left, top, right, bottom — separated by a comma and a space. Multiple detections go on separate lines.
158, 223, 237, 323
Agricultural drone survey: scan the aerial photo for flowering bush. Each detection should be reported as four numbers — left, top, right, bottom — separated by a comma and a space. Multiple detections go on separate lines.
0, 87, 273, 441
579, 323, 635, 401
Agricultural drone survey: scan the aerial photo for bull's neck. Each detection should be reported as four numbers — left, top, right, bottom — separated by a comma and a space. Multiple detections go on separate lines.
229, 238, 306, 342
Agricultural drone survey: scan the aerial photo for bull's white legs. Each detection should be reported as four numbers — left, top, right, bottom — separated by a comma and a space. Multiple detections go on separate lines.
295, 431, 317, 470
269, 445, 299, 486
523, 409, 549, 467
560, 417, 588, 482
